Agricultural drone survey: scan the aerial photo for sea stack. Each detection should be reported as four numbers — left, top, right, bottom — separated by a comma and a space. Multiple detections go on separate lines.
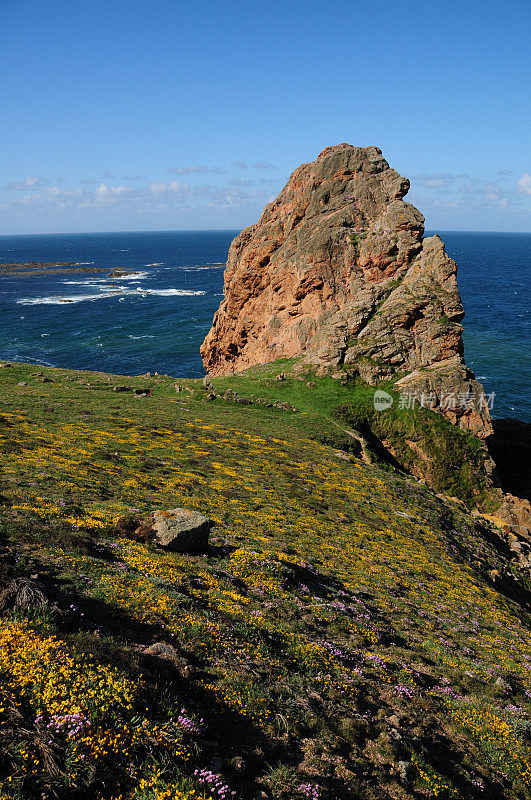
201, 144, 492, 437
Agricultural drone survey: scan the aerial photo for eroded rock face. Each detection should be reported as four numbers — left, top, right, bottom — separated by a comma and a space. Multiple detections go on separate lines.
201, 144, 492, 437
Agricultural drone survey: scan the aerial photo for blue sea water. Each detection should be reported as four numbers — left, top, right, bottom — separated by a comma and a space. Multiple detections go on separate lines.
0, 229, 529, 421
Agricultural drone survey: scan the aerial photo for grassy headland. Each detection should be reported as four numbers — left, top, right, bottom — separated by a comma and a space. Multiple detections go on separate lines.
0, 362, 529, 800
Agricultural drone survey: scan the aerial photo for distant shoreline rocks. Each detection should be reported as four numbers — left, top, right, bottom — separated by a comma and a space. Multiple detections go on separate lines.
0, 261, 77, 270
0, 262, 145, 279
0, 261, 109, 277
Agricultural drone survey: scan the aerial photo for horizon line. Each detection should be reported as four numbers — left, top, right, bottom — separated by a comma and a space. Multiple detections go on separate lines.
1, 227, 530, 238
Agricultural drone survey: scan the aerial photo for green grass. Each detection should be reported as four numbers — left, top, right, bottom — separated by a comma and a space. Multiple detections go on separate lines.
201, 362, 497, 507
0, 361, 529, 800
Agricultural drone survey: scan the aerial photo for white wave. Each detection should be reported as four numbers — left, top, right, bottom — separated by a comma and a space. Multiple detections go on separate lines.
128, 334, 155, 339
113, 271, 149, 281
183, 264, 224, 271
18, 285, 205, 305
145, 262, 163, 266
64, 271, 149, 284
183, 268, 216, 272
63, 279, 110, 285
139, 288, 206, 296
18, 294, 111, 305
17, 289, 128, 305
9, 355, 56, 367
74, 261, 95, 265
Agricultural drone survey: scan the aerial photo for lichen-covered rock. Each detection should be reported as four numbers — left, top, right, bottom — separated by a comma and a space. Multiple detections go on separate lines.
143, 642, 193, 677
496, 494, 531, 541
151, 508, 211, 552
201, 143, 492, 437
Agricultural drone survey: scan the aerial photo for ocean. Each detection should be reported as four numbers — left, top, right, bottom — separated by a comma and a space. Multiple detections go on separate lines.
0, 230, 529, 422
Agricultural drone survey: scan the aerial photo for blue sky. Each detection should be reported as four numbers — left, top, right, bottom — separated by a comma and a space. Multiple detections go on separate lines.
1, 0, 530, 234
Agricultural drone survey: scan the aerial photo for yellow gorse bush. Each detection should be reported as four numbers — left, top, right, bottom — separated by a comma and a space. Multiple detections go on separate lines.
1, 394, 530, 796
0, 620, 136, 717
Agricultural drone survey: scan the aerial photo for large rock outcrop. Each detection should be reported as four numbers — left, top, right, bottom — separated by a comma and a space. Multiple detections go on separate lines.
201, 144, 492, 437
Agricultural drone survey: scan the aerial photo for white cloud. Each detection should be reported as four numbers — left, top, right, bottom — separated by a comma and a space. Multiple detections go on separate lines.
229, 178, 255, 187
150, 180, 190, 194
408, 168, 531, 219
421, 178, 448, 188
4, 175, 50, 191
517, 173, 531, 195
233, 160, 276, 170
0, 173, 271, 226
167, 165, 225, 175
96, 183, 131, 196
413, 173, 456, 188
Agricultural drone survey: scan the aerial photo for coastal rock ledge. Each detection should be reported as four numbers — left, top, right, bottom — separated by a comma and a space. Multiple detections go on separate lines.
201, 144, 492, 437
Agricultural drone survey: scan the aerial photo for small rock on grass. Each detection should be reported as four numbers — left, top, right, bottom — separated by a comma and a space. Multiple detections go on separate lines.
117, 509, 211, 553
143, 642, 193, 677
152, 508, 211, 552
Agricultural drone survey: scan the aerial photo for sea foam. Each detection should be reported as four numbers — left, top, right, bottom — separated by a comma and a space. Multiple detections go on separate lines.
17, 287, 206, 305
141, 289, 206, 296
18, 294, 113, 305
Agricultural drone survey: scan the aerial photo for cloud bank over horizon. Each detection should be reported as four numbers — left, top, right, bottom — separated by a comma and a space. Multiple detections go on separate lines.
0, 159, 284, 233
1, 158, 529, 235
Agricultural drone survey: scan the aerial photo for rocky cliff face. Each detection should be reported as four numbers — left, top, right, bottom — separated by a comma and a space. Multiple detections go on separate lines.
201, 144, 492, 437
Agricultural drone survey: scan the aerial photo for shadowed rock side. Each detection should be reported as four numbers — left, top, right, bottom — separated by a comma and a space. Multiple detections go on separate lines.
201, 144, 492, 437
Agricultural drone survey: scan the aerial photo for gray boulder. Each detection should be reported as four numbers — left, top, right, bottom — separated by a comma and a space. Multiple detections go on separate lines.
152, 508, 211, 553
143, 641, 193, 677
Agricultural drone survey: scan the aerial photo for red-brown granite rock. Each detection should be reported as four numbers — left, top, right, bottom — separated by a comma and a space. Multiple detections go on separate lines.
201, 144, 492, 437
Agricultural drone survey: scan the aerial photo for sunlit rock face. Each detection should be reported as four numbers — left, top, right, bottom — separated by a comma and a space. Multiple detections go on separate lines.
201, 144, 492, 437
